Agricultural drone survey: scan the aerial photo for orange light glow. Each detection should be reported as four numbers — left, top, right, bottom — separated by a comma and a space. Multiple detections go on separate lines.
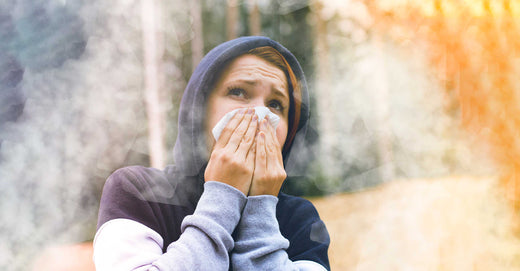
370, 0, 520, 207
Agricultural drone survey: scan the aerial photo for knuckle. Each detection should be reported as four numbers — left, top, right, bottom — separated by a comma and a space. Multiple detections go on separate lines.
267, 142, 275, 150
231, 158, 248, 171
238, 165, 252, 175
280, 171, 287, 180
274, 141, 281, 148
230, 158, 240, 167
256, 175, 268, 183
218, 152, 231, 162
210, 149, 220, 159
242, 134, 253, 144
222, 126, 233, 134
222, 129, 232, 137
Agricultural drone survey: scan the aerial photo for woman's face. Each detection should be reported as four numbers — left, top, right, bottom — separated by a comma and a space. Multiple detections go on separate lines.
205, 54, 290, 152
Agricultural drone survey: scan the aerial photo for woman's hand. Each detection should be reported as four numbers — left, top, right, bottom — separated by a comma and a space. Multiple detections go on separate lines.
249, 117, 287, 196
204, 108, 258, 195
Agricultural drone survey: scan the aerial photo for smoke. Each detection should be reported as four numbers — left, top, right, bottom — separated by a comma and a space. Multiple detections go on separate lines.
0, 0, 503, 269
0, 0, 171, 269
308, 0, 495, 194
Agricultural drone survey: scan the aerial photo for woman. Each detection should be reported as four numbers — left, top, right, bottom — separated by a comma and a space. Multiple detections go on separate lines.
94, 36, 330, 270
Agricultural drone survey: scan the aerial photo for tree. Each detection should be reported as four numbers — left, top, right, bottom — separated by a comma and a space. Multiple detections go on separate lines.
141, 0, 166, 168
190, 0, 204, 71
226, 0, 239, 40
248, 0, 261, 36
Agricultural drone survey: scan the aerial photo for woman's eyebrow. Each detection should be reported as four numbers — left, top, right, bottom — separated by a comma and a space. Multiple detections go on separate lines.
227, 79, 288, 99
271, 88, 289, 103
226, 78, 256, 86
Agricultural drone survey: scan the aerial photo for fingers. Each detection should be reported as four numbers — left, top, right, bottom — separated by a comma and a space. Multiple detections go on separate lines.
245, 141, 256, 173
259, 118, 283, 163
227, 108, 255, 151
215, 108, 247, 149
254, 131, 267, 175
262, 120, 287, 187
250, 129, 286, 196
237, 113, 258, 160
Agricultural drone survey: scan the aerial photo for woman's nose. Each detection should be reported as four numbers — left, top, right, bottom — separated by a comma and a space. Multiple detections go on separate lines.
249, 97, 266, 108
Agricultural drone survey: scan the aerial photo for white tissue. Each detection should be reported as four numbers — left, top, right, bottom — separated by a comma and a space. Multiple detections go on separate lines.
212, 106, 280, 141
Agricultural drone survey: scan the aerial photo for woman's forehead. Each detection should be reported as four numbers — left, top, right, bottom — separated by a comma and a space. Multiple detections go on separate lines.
220, 55, 288, 91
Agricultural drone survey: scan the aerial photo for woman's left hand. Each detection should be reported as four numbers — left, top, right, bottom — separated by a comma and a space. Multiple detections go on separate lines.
249, 118, 287, 196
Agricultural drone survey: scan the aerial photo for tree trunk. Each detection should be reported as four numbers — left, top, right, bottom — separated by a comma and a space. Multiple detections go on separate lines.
226, 0, 239, 40
190, 0, 204, 71
248, 0, 261, 36
141, 0, 165, 168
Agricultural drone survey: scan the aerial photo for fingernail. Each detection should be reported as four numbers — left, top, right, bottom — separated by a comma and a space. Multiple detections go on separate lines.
248, 108, 254, 114
262, 119, 267, 128
252, 114, 258, 121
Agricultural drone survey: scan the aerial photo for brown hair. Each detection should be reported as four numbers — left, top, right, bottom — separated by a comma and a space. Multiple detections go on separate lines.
247, 46, 301, 157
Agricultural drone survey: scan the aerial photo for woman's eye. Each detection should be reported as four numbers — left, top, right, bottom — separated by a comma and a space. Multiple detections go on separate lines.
268, 100, 284, 112
227, 87, 246, 98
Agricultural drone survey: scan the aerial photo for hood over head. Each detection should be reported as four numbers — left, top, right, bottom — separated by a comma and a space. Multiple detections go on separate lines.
173, 36, 311, 178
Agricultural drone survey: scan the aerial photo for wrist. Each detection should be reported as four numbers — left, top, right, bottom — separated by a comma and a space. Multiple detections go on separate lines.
248, 182, 282, 196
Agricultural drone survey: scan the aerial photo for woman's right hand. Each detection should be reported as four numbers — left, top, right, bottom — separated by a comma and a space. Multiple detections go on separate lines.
204, 108, 258, 195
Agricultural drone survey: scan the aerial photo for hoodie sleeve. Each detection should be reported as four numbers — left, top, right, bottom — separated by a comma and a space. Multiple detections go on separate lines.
231, 195, 330, 271
93, 167, 247, 271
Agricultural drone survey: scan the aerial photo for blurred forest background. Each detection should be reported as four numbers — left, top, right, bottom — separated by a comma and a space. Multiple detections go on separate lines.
1, 0, 520, 270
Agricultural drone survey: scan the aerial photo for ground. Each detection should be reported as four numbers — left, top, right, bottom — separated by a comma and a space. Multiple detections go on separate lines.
311, 176, 520, 270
